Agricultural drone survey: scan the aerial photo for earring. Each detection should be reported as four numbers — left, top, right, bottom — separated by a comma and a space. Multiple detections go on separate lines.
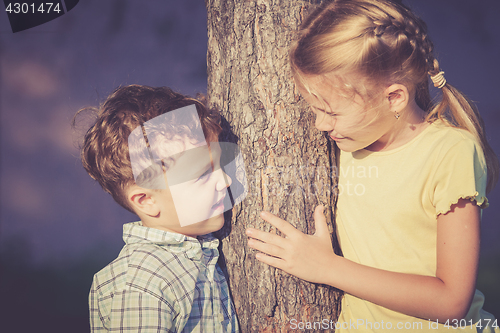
394, 112, 400, 120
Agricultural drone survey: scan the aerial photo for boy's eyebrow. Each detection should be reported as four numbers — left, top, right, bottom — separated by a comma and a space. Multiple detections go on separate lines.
207, 144, 215, 173
208, 142, 223, 167
164, 145, 213, 186
129, 104, 208, 189
197, 143, 223, 177
195, 158, 213, 176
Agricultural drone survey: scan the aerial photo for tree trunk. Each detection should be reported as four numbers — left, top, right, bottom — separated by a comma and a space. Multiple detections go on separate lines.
206, 1, 342, 331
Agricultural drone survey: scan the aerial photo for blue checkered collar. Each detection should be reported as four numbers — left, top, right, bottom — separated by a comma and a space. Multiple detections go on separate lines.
122, 221, 220, 261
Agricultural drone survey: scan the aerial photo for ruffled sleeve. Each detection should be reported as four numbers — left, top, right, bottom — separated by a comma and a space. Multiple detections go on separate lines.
431, 136, 488, 217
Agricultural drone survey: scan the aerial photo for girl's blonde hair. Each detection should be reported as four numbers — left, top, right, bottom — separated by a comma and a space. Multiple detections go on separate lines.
290, 0, 498, 193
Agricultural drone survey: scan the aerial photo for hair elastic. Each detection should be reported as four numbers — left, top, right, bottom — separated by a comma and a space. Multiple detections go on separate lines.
430, 71, 446, 89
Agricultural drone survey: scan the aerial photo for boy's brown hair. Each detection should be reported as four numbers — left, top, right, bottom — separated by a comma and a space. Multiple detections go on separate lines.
75, 85, 222, 213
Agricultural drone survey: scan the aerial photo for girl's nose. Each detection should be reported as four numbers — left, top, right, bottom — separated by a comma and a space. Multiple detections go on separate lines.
315, 113, 334, 131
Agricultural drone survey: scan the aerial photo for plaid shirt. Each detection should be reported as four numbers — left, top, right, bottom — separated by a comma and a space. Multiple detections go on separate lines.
89, 222, 239, 332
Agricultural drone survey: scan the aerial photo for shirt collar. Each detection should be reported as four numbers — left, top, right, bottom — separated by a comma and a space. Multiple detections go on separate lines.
122, 221, 220, 260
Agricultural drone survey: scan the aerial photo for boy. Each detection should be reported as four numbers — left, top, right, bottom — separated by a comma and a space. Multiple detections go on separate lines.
78, 85, 239, 332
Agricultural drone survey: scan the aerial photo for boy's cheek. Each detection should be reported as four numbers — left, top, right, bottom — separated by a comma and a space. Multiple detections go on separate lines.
168, 184, 197, 227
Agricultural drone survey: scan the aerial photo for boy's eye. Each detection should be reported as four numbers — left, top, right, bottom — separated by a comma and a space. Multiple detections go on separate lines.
196, 168, 212, 182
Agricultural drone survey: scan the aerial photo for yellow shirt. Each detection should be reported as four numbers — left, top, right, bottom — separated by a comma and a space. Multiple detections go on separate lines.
336, 121, 498, 332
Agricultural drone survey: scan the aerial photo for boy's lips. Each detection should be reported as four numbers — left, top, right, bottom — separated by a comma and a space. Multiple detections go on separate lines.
212, 195, 226, 210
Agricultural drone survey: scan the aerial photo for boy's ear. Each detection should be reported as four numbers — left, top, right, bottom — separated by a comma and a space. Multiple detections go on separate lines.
127, 187, 160, 217
384, 84, 409, 114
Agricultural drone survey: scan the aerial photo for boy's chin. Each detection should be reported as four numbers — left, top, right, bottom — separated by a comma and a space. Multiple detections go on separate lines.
203, 213, 225, 232
180, 213, 225, 236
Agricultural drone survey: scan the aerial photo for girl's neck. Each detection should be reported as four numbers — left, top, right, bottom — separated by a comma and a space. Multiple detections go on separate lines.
366, 100, 429, 152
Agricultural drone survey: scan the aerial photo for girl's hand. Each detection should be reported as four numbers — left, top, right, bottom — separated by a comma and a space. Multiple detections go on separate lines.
246, 205, 337, 284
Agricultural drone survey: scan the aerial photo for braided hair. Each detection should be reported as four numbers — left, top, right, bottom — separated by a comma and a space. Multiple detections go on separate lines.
290, 0, 498, 193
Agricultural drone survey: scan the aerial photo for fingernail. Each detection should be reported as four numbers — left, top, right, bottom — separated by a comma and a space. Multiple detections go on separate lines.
260, 211, 268, 218
246, 228, 253, 235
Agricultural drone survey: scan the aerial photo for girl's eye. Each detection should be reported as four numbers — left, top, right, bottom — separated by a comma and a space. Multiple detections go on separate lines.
312, 107, 336, 116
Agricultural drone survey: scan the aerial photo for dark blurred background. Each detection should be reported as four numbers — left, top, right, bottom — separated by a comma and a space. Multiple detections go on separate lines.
0, 1, 499, 332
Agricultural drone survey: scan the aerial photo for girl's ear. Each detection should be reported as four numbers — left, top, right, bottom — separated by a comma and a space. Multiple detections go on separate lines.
384, 84, 409, 114
127, 187, 160, 217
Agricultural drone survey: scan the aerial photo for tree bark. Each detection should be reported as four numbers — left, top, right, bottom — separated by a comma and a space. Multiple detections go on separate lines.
206, 1, 342, 331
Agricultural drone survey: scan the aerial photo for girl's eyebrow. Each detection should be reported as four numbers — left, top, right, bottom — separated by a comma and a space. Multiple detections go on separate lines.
310, 103, 327, 111
313, 105, 337, 115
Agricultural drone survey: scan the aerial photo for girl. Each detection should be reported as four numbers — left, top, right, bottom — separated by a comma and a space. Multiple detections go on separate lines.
245, 0, 500, 331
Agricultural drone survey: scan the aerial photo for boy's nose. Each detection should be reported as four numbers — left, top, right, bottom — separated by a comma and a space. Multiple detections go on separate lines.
216, 168, 232, 191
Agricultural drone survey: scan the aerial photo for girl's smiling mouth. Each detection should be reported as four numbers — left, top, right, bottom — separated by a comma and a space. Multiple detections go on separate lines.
329, 133, 346, 141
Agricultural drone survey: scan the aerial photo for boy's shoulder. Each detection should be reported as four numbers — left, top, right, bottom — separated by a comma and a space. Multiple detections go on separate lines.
91, 222, 216, 301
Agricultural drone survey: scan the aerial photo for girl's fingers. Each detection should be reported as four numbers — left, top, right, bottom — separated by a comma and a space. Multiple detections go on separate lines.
313, 205, 329, 237
255, 252, 286, 270
247, 238, 285, 259
246, 227, 288, 248
259, 211, 299, 237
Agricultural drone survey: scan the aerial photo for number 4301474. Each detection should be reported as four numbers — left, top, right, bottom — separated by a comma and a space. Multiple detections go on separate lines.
444, 318, 499, 330
5, 3, 61, 14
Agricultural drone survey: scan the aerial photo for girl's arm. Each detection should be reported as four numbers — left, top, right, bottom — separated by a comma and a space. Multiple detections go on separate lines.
246, 199, 480, 322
